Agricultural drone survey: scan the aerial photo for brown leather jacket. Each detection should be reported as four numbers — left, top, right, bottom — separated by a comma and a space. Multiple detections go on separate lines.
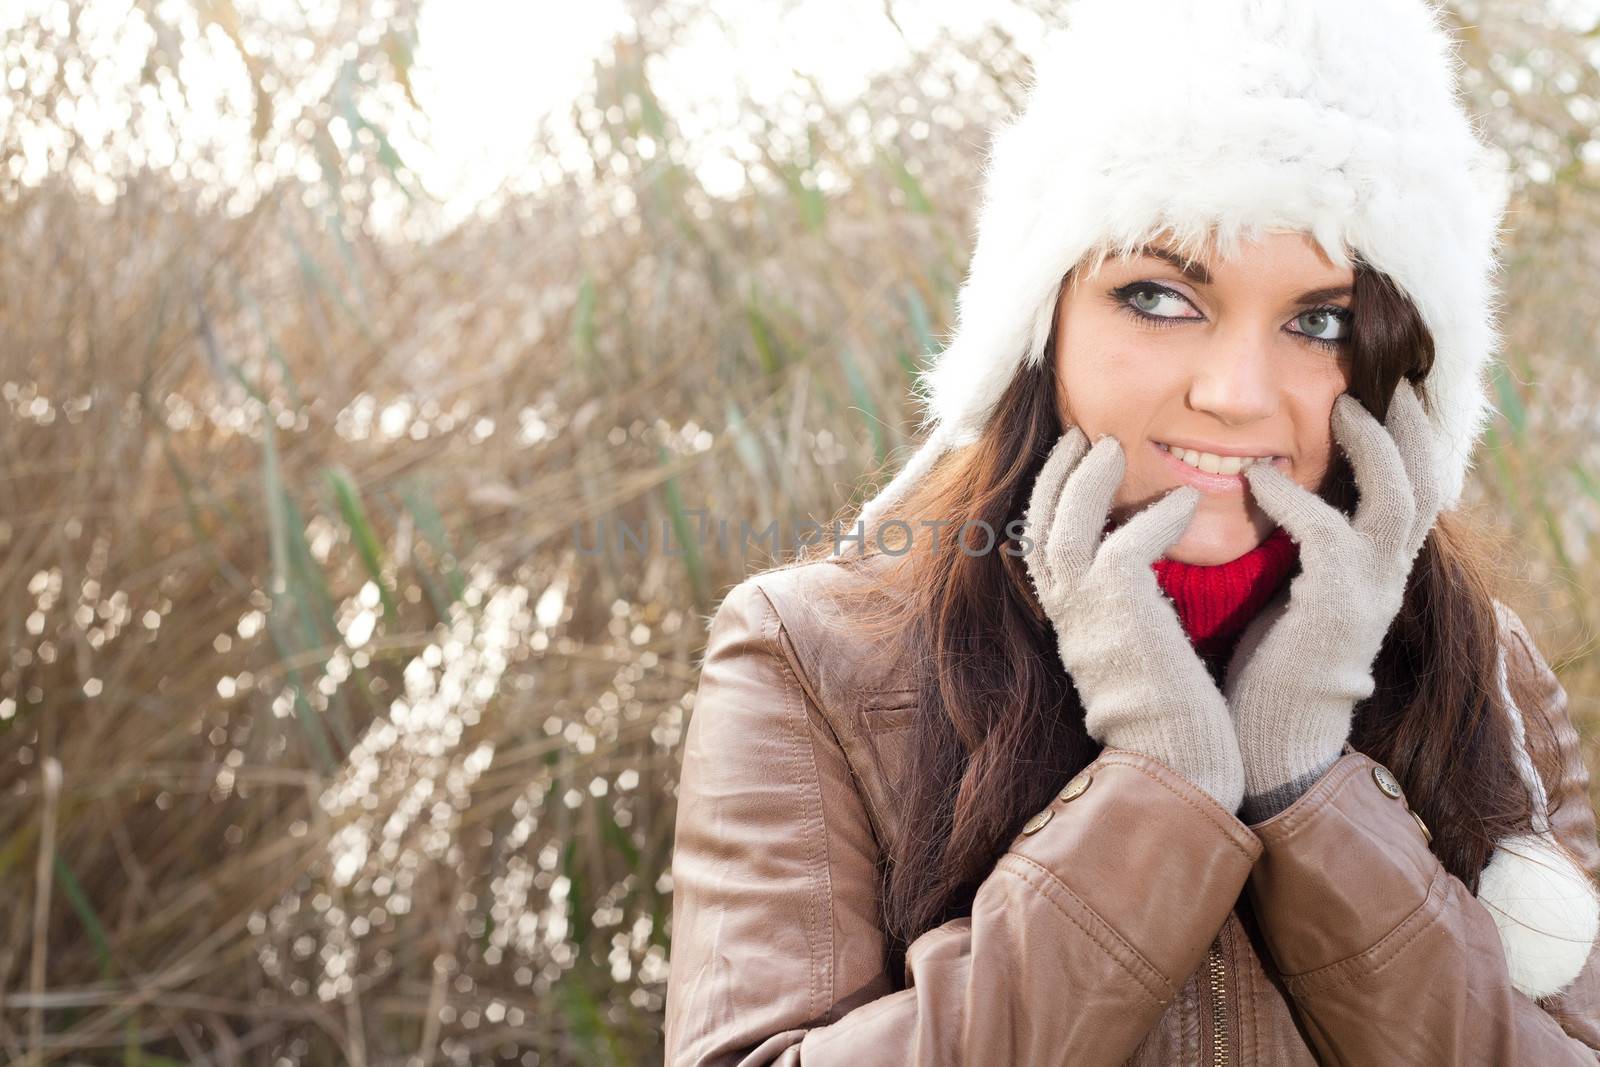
662, 551, 1600, 1065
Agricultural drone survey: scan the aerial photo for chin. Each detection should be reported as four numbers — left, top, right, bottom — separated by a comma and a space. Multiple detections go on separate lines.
1163, 519, 1269, 566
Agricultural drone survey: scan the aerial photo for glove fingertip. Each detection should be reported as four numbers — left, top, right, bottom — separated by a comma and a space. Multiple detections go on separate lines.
1242, 458, 1290, 501
1108, 485, 1200, 567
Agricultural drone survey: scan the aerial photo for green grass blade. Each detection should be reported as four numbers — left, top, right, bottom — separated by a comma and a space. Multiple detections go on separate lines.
1491, 360, 1527, 441
54, 854, 114, 977
325, 465, 400, 626
658, 444, 709, 610
837, 347, 885, 465
723, 399, 769, 487
398, 477, 468, 611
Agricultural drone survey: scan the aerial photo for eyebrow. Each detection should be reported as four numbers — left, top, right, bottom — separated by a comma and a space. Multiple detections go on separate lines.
1137, 245, 1354, 304
1294, 285, 1354, 305
1139, 245, 1212, 284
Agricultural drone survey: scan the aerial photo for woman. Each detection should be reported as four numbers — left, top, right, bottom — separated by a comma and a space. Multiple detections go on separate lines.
663, 1, 1600, 1063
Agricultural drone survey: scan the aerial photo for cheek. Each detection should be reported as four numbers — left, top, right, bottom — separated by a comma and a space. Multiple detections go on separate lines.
1056, 341, 1176, 436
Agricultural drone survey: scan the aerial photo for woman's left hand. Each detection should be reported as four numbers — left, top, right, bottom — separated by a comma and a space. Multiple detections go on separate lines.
1224, 378, 1443, 824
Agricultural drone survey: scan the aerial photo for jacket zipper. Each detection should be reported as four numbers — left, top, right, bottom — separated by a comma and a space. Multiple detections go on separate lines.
1204, 925, 1230, 1066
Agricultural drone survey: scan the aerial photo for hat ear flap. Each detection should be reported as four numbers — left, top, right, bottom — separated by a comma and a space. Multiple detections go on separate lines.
1475, 621, 1600, 999
1477, 832, 1600, 1000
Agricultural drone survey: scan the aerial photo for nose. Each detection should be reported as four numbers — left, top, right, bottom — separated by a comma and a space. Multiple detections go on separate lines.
1186, 325, 1280, 427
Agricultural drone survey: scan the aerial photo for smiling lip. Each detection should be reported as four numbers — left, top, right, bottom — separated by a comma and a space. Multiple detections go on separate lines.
1158, 438, 1283, 458
1151, 441, 1289, 493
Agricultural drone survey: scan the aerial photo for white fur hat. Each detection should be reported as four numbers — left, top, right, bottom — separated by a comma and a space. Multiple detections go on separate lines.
849, 0, 1511, 539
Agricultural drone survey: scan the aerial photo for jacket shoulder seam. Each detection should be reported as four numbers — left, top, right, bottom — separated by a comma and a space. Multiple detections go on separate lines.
742, 567, 852, 730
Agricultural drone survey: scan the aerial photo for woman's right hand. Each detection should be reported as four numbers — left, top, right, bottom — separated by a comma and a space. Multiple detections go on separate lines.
1022, 426, 1245, 814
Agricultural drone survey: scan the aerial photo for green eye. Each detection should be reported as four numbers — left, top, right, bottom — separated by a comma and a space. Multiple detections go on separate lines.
1295, 308, 1349, 341
1132, 289, 1165, 313
1124, 284, 1193, 318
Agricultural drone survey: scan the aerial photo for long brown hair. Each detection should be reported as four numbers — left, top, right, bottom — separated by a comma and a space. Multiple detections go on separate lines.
801, 260, 1569, 981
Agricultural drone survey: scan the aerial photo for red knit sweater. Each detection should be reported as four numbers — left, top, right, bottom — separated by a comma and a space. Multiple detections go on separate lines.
1151, 527, 1300, 666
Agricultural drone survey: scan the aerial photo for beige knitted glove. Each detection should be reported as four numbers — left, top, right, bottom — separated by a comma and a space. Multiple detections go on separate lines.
1023, 427, 1246, 813
1225, 380, 1443, 823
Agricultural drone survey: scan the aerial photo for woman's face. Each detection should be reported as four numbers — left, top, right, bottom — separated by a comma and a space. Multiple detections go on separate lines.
1052, 230, 1355, 565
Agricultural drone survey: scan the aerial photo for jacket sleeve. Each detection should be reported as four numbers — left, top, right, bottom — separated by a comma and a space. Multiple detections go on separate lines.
1241, 606, 1600, 1065
662, 576, 1263, 1067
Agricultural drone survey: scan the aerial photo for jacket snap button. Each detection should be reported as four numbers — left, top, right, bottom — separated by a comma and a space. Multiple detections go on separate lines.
1059, 772, 1092, 803
1021, 808, 1054, 835
1372, 765, 1403, 799
1410, 808, 1433, 844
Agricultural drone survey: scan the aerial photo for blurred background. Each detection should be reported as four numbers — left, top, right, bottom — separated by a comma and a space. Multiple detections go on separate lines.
2, 0, 1598, 1063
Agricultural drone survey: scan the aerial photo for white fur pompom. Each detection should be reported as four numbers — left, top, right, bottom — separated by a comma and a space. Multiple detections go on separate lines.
1477, 832, 1600, 999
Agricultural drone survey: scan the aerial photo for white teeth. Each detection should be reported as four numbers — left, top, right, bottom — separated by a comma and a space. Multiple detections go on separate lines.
1159, 442, 1277, 476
